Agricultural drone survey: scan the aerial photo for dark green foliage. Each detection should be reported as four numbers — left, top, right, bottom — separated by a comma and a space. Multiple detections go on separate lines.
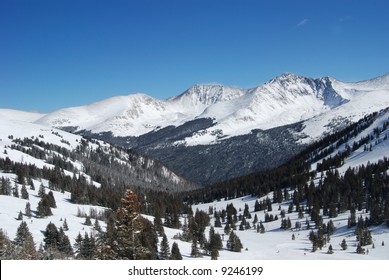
37, 195, 53, 217
25, 202, 32, 218
340, 239, 347, 250
0, 177, 12, 196
153, 214, 164, 236
12, 184, 19, 198
38, 184, 46, 197
170, 242, 182, 260
12, 222, 36, 259
17, 211, 23, 220
190, 239, 200, 258
21, 184, 29, 200
84, 216, 92, 226
189, 209, 210, 247
43, 222, 59, 251
159, 234, 170, 260
63, 218, 69, 231
47, 191, 57, 208
356, 244, 365, 254
227, 231, 243, 252
94, 218, 102, 232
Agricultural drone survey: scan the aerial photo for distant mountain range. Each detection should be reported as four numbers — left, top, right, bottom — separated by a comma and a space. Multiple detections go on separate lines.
2, 72, 389, 185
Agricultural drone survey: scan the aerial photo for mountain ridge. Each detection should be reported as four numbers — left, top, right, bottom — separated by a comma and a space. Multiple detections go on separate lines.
3, 72, 386, 141
2, 72, 389, 185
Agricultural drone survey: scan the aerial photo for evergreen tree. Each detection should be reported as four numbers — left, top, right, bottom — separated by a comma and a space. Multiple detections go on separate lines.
253, 214, 258, 225
37, 195, 52, 217
21, 184, 29, 200
38, 184, 46, 197
58, 227, 73, 258
340, 239, 347, 250
12, 184, 19, 198
17, 210, 23, 221
180, 217, 191, 242
154, 214, 164, 236
214, 215, 222, 227
259, 221, 265, 233
327, 244, 334, 254
227, 231, 243, 252
13, 221, 36, 260
210, 246, 219, 260
190, 239, 200, 258
94, 218, 102, 232
84, 216, 92, 226
356, 244, 365, 254
159, 234, 170, 260
47, 191, 57, 208
170, 242, 182, 260
115, 189, 145, 260
25, 202, 32, 219
80, 232, 96, 259
73, 233, 83, 258
63, 218, 69, 231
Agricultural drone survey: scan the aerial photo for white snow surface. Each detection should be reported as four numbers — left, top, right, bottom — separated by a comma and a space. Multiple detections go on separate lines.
3, 73, 387, 146
0, 174, 107, 247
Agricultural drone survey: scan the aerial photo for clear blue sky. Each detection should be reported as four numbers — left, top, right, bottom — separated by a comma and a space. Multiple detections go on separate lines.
1, 0, 388, 112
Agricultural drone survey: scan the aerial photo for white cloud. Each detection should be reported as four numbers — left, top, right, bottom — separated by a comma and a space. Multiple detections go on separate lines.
296, 18, 309, 27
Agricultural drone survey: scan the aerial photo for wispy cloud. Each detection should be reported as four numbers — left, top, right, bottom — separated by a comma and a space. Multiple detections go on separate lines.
338, 15, 352, 23
296, 18, 309, 27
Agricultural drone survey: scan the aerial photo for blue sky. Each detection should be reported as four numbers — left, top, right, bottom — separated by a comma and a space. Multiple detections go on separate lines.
1, 0, 388, 112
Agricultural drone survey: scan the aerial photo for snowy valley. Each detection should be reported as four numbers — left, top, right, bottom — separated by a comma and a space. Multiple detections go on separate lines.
1, 72, 389, 260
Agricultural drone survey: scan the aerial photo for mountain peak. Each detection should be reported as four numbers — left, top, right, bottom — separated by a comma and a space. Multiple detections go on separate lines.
173, 83, 246, 107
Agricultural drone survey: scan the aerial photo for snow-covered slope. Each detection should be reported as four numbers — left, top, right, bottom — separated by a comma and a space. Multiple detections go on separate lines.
26, 72, 389, 146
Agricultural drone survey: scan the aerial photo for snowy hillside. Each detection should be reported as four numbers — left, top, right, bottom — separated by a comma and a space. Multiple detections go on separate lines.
0, 174, 108, 248
1, 109, 389, 260
0, 116, 197, 192
169, 109, 389, 260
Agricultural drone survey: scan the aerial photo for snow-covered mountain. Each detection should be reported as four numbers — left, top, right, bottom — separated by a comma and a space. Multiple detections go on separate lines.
2, 72, 389, 185
28, 72, 389, 145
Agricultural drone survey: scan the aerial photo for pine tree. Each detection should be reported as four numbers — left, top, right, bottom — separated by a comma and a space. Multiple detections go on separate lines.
180, 217, 190, 242
170, 242, 182, 260
47, 191, 57, 208
73, 233, 83, 258
115, 188, 145, 260
12, 184, 19, 198
14, 221, 36, 259
58, 227, 73, 258
84, 216, 92, 226
21, 184, 29, 200
190, 239, 200, 258
159, 234, 170, 260
259, 221, 265, 233
38, 184, 46, 197
210, 246, 219, 260
214, 215, 222, 227
63, 218, 69, 231
327, 244, 334, 254
154, 214, 164, 236
356, 244, 365, 254
37, 195, 52, 217
340, 239, 347, 250
25, 202, 32, 219
94, 218, 102, 232
17, 210, 23, 220
14, 221, 32, 247
43, 222, 59, 252
227, 231, 243, 252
